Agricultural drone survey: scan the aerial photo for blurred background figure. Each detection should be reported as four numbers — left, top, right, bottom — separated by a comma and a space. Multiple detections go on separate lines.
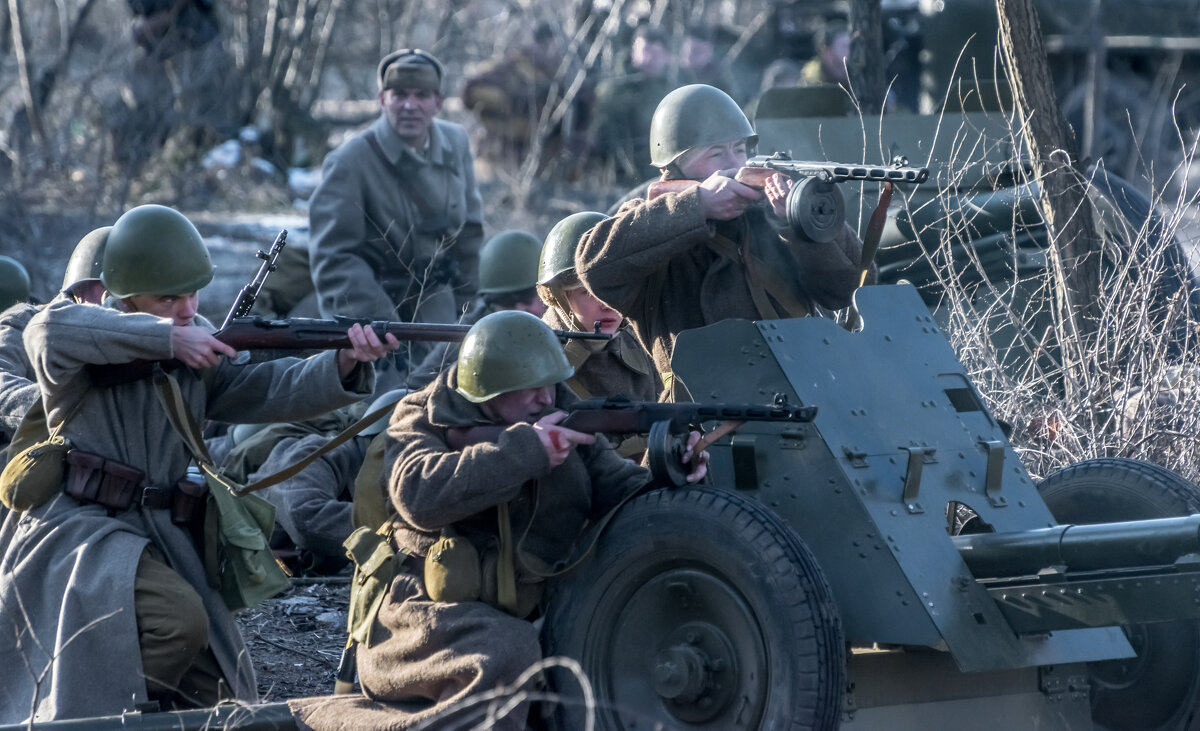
800, 20, 850, 87
588, 23, 674, 186
462, 21, 594, 180
680, 25, 737, 101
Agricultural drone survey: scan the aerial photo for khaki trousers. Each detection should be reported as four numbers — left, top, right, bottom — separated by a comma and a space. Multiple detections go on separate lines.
134, 546, 228, 708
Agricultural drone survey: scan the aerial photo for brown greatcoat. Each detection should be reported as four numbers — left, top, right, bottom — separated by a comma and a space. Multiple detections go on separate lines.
541, 306, 659, 402
575, 186, 867, 389
290, 366, 652, 731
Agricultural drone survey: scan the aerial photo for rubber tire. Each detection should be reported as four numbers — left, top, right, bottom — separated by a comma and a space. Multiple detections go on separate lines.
540, 486, 845, 731
1038, 457, 1200, 731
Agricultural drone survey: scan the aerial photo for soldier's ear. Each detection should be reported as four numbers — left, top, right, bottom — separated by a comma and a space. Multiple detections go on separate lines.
434, 94, 445, 113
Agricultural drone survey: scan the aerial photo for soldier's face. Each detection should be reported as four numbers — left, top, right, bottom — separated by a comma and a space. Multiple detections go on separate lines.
123, 292, 199, 327
632, 38, 668, 79
483, 385, 556, 424
380, 87, 443, 147
677, 139, 749, 180
563, 286, 621, 334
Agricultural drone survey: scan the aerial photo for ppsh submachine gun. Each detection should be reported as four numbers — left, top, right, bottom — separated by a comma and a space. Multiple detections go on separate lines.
16, 286, 1200, 730
648, 152, 929, 243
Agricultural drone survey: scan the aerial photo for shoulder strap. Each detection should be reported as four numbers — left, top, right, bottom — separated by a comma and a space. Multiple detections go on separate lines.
151, 366, 403, 496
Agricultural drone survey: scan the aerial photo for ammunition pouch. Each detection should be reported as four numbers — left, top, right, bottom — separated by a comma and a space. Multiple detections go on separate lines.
423, 530, 482, 604
344, 524, 403, 648
172, 474, 209, 525
64, 449, 147, 512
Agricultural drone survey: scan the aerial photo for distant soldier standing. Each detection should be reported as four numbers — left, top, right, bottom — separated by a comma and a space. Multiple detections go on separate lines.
576, 84, 867, 396
308, 48, 484, 389
0, 204, 396, 723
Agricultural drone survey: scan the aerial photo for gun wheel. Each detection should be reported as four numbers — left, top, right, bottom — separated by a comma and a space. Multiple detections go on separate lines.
1038, 457, 1200, 731
541, 486, 844, 731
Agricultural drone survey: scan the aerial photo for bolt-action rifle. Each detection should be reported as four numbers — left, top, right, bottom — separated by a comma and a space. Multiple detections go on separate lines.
446, 395, 817, 487
88, 229, 609, 387
220, 228, 288, 330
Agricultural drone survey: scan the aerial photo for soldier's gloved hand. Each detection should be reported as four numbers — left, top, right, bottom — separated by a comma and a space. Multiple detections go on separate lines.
534, 411, 596, 468
698, 171, 762, 221
337, 323, 401, 378
172, 325, 238, 368
764, 172, 794, 220
681, 430, 710, 483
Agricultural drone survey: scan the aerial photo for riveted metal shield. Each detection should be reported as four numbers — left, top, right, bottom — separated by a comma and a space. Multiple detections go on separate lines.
456, 310, 573, 402
649, 84, 757, 168
478, 230, 543, 294
102, 205, 214, 298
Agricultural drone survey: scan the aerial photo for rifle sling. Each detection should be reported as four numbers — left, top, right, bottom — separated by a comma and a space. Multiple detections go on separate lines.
844, 180, 895, 332
151, 365, 403, 497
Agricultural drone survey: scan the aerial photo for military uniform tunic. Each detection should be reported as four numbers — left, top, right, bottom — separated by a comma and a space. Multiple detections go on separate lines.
576, 186, 866, 382
0, 298, 373, 723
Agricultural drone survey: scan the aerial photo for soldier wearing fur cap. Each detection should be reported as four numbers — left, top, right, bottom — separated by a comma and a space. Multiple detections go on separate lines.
308, 48, 485, 390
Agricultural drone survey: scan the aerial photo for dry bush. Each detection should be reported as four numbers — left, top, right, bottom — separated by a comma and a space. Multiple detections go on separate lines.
900, 105, 1200, 483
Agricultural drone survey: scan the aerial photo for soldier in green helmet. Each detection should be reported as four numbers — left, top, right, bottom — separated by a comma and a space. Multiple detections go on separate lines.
291, 310, 708, 731
0, 231, 110, 475
0, 204, 399, 723
538, 211, 660, 454
576, 83, 868, 397
405, 229, 547, 390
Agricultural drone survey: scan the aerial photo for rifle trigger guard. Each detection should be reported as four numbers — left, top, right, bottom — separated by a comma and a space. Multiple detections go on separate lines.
648, 420, 689, 488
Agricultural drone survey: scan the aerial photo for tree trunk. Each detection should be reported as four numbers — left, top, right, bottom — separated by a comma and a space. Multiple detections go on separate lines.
848, 0, 885, 116
995, 0, 1103, 388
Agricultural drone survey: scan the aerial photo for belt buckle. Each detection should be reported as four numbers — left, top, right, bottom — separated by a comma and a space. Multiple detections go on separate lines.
141, 485, 164, 508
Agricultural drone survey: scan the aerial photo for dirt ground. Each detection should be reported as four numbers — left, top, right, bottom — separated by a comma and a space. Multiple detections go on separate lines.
236, 576, 353, 701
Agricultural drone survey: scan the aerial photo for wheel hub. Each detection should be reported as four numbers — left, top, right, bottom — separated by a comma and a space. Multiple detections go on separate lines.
649, 621, 738, 723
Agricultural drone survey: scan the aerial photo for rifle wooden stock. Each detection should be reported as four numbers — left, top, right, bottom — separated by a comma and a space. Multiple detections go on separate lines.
87, 317, 610, 387
445, 397, 817, 451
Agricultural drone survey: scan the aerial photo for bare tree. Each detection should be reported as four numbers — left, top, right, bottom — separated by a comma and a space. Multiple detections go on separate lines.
996, 0, 1103, 392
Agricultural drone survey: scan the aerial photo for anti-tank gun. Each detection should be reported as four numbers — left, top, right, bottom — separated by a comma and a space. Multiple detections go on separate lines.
538, 283, 1200, 730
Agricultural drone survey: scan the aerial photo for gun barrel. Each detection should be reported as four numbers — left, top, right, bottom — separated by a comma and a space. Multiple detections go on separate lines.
746, 156, 929, 185
953, 514, 1200, 578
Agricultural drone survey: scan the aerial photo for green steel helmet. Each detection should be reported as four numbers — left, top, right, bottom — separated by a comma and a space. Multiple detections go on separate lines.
0, 255, 31, 311
62, 226, 111, 291
455, 310, 573, 403
478, 230, 543, 294
649, 84, 757, 168
102, 205, 214, 298
361, 388, 409, 437
538, 212, 607, 286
